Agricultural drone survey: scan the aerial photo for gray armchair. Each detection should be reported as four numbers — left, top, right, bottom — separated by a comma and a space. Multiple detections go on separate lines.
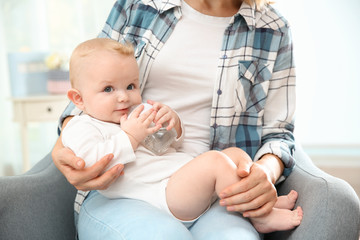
0, 144, 359, 240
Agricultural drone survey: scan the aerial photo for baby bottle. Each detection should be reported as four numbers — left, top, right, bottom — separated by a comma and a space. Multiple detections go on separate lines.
130, 103, 177, 155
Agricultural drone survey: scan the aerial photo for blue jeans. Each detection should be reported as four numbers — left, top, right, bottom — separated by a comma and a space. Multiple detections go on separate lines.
77, 191, 262, 240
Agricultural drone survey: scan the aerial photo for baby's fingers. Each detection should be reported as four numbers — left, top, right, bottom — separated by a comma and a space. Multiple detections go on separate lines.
142, 110, 158, 126
148, 123, 162, 134
138, 107, 155, 120
129, 104, 144, 119
147, 100, 161, 110
155, 110, 172, 125
166, 118, 176, 130
120, 114, 128, 125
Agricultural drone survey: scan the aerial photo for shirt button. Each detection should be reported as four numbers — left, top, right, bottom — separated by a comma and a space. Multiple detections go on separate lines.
217, 89, 222, 95
213, 123, 218, 129
222, 54, 227, 59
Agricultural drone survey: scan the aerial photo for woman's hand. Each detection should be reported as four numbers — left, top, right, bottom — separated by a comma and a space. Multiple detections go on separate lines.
52, 117, 124, 191
219, 154, 284, 218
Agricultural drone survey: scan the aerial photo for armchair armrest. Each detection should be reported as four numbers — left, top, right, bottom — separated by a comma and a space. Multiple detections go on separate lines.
0, 153, 77, 240
265, 144, 360, 240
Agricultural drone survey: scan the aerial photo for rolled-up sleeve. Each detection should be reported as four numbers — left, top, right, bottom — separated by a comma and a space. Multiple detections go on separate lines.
254, 26, 296, 176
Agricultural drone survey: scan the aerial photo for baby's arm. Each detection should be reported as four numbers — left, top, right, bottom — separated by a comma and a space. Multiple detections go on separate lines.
62, 117, 136, 170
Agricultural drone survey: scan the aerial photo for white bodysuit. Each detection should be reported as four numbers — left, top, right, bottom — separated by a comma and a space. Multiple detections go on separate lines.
62, 113, 193, 213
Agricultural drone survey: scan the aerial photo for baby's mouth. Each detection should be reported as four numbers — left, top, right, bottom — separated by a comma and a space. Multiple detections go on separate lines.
115, 108, 129, 113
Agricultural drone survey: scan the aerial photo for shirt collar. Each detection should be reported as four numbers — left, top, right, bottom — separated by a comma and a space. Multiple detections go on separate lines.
141, 0, 181, 13
236, 2, 266, 31
142, 0, 261, 30
236, 2, 256, 30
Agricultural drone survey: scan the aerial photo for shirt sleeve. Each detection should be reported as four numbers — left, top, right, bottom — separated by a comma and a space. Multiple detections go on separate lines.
97, 0, 129, 40
57, 101, 83, 135
61, 116, 136, 169
253, 25, 296, 177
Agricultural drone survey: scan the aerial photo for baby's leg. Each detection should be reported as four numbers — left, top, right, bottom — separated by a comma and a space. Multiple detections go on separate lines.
166, 149, 244, 221
250, 206, 303, 234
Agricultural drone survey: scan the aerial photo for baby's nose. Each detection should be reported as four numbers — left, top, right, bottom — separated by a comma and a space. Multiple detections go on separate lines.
117, 91, 129, 102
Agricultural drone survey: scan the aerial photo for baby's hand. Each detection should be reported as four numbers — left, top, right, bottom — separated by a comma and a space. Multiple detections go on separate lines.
147, 100, 181, 136
120, 105, 161, 148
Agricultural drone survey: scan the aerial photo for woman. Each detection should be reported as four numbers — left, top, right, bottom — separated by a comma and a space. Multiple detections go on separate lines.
52, 0, 296, 239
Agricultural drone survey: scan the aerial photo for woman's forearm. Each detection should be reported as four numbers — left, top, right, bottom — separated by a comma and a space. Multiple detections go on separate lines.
256, 153, 284, 184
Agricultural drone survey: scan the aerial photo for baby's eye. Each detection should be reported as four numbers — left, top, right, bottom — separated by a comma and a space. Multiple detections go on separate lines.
104, 86, 114, 92
127, 84, 135, 90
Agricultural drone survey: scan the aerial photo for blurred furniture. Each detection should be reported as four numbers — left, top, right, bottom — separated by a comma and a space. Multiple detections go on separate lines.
0, 144, 359, 240
11, 95, 68, 171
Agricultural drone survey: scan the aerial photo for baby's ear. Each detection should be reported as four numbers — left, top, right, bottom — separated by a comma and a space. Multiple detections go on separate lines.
67, 88, 84, 110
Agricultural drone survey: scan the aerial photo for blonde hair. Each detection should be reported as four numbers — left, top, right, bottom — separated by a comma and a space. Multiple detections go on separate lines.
69, 38, 134, 87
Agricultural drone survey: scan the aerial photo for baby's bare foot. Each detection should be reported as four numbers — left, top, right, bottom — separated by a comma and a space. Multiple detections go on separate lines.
275, 190, 298, 209
250, 206, 303, 234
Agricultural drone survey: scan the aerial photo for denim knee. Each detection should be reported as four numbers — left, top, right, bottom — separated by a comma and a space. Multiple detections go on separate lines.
147, 219, 193, 240
77, 192, 193, 240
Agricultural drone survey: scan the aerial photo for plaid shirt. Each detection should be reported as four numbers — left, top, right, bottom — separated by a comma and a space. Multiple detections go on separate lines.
61, 0, 296, 213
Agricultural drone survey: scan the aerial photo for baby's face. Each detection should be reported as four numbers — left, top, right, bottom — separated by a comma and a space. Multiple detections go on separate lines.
77, 50, 141, 124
